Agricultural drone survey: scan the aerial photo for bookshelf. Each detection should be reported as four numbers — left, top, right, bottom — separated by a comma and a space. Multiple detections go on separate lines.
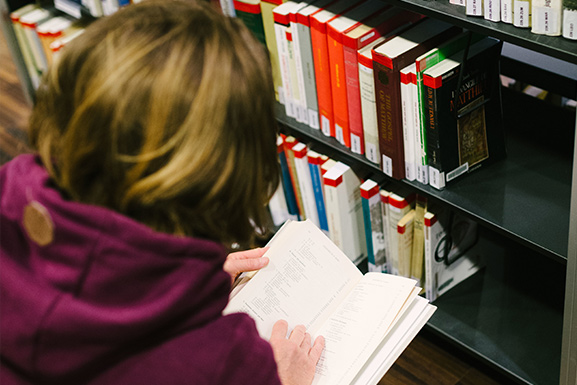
1, 0, 576, 384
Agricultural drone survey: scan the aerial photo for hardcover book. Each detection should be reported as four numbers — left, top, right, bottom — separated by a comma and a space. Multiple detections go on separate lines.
225, 219, 436, 385
360, 179, 388, 273
532, 0, 562, 35
423, 208, 485, 302
292, 142, 321, 227
278, 135, 300, 219
342, 8, 423, 155
513, 0, 532, 27
307, 150, 330, 234
386, 188, 415, 276
563, 0, 577, 39
323, 161, 367, 265
396, 209, 415, 278
422, 37, 506, 190
310, 0, 365, 137
326, 0, 388, 148
260, 0, 285, 101
234, 0, 267, 45
372, 18, 461, 180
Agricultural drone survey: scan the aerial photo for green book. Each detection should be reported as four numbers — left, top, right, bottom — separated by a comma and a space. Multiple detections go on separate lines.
234, 0, 267, 45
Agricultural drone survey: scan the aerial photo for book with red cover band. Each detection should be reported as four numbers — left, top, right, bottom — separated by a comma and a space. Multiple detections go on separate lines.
371, 18, 461, 180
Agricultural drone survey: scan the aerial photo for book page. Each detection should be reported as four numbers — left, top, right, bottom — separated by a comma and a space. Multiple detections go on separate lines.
224, 220, 363, 339
350, 296, 436, 385
312, 273, 418, 385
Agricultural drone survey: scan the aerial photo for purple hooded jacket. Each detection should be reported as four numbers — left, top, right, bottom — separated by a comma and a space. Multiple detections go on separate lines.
0, 154, 282, 385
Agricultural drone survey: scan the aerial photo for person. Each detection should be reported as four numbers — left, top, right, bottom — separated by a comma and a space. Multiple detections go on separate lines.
0, 1, 324, 384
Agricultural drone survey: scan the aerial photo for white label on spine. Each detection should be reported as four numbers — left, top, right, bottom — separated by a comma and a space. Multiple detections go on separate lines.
534, 7, 559, 34
335, 124, 344, 146
351, 134, 361, 154
514, 0, 531, 27
382, 155, 393, 177
321, 115, 331, 136
501, 0, 513, 22
563, 9, 577, 39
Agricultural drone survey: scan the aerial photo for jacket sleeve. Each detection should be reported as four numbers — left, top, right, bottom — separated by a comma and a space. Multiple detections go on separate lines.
216, 313, 282, 385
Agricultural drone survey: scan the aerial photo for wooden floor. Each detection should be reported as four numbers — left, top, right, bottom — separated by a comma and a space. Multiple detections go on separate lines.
0, 31, 516, 385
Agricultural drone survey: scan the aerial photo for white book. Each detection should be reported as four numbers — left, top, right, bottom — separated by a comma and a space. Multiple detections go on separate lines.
400, 63, 416, 182
225, 219, 436, 385
379, 189, 392, 273
466, 0, 484, 16
323, 162, 367, 265
532, 0, 562, 35
357, 36, 387, 165
563, 8, 577, 39
19, 8, 52, 76
269, 184, 296, 227
484, 0, 501, 21
450, 0, 466, 6
513, 0, 532, 27
360, 180, 387, 273
501, 0, 514, 22
423, 209, 485, 301
387, 189, 415, 276
287, 26, 307, 123
292, 142, 321, 228
274, 1, 301, 119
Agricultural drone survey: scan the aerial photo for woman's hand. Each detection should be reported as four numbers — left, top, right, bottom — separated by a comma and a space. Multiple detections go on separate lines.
223, 247, 269, 284
269, 320, 325, 385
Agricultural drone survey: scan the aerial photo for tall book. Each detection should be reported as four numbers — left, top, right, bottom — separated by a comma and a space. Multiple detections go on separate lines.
277, 136, 300, 220
386, 188, 415, 276
291, 0, 333, 130
399, 63, 416, 182
563, 0, 577, 39
423, 208, 484, 301
36, 15, 73, 67
234, 0, 267, 45
307, 150, 330, 234
292, 142, 321, 227
372, 18, 461, 180
286, 26, 308, 124
379, 188, 392, 273
414, 31, 485, 186
274, 1, 303, 119
326, 0, 387, 147
360, 179, 387, 273
422, 37, 506, 190
343, 8, 423, 155
225, 219, 436, 385
532, 0, 562, 35
261, 0, 285, 102
396, 209, 415, 278
323, 161, 367, 264
282, 136, 305, 219
410, 195, 427, 287
310, 0, 365, 137
10, 4, 42, 90
19, 7, 53, 79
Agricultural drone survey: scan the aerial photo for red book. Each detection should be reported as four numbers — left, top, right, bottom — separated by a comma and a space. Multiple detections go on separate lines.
310, 0, 365, 138
342, 8, 423, 155
371, 18, 461, 180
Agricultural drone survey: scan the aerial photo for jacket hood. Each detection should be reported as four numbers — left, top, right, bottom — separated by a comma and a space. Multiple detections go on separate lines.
1, 155, 231, 382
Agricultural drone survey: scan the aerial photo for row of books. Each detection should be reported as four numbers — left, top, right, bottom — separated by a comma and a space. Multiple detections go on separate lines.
454, 0, 577, 39
54, 0, 133, 19
9, 4, 88, 90
268, 134, 485, 302
231, 0, 508, 190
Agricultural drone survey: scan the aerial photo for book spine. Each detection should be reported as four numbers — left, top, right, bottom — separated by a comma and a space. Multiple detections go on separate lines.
373, 59, 406, 180
261, 1, 284, 101
532, 0, 562, 35
484, 0, 502, 20
358, 56, 380, 164
287, 28, 307, 124
400, 68, 416, 182
344, 44, 364, 155
423, 75, 445, 190
308, 155, 329, 233
295, 21, 320, 129
328, 28, 350, 147
450, 0, 466, 5
293, 144, 320, 227
397, 210, 415, 278
361, 180, 386, 273
310, 20, 334, 137
423, 212, 437, 301
268, 183, 293, 226
466, 0, 484, 15
284, 137, 305, 218
234, 1, 267, 45
11, 13, 41, 89
278, 138, 300, 219
563, 6, 577, 39
289, 17, 309, 125
379, 189, 391, 273
513, 0, 532, 27
410, 196, 427, 286
274, 17, 295, 118
410, 71, 427, 186
501, 0, 514, 22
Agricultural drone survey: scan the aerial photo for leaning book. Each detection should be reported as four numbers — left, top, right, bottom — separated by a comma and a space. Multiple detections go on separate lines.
225, 219, 436, 385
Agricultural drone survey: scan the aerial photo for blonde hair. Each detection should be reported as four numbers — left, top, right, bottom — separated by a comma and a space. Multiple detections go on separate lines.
29, 0, 280, 246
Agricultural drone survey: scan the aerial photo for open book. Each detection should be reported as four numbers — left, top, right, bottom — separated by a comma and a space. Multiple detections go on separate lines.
224, 219, 436, 385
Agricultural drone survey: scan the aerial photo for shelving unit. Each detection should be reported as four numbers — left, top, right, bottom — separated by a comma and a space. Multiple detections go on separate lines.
1, 0, 576, 384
